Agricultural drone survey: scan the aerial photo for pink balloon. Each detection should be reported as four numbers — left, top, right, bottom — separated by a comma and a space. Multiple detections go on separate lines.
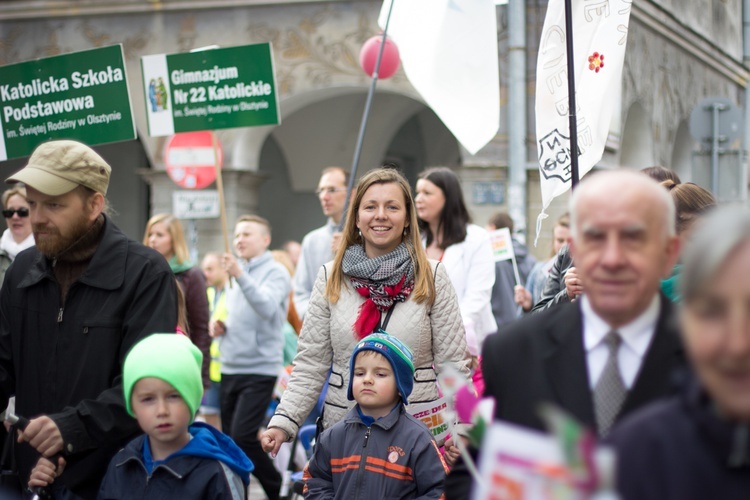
359, 35, 401, 79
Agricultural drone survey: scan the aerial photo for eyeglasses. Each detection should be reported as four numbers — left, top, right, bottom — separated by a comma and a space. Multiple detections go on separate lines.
315, 187, 347, 196
2, 208, 29, 218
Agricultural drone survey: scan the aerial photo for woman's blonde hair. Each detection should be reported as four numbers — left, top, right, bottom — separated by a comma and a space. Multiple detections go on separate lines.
2, 187, 27, 208
326, 168, 434, 305
143, 213, 190, 264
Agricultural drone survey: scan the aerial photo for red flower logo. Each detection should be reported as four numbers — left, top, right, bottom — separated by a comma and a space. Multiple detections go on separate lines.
588, 52, 604, 73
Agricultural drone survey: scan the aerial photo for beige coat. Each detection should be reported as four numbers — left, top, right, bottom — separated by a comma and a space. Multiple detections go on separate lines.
268, 260, 471, 442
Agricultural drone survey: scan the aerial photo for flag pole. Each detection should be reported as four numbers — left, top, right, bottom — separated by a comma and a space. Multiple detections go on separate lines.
564, 0, 580, 188
338, 0, 396, 231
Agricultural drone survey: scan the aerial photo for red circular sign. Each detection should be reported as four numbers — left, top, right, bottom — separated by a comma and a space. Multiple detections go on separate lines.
164, 131, 224, 189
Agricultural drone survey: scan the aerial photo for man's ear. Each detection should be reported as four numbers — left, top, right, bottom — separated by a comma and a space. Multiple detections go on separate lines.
88, 192, 105, 222
567, 235, 575, 261
662, 235, 681, 279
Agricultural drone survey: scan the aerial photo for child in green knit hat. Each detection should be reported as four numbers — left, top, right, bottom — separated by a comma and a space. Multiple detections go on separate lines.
97, 333, 253, 499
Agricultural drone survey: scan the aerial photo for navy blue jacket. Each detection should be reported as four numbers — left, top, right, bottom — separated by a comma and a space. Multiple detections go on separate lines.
97, 422, 253, 499
607, 378, 750, 500
305, 404, 447, 499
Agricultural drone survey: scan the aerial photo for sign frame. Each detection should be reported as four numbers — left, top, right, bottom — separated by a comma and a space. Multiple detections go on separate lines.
0, 44, 136, 161
141, 43, 280, 136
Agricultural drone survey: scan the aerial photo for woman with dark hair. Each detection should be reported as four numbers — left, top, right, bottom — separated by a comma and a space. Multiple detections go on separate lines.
416, 167, 497, 356
607, 205, 750, 499
261, 167, 471, 456
144, 214, 211, 388
660, 181, 716, 301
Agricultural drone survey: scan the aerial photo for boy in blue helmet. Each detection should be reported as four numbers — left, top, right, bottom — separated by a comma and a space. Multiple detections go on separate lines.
304, 332, 447, 499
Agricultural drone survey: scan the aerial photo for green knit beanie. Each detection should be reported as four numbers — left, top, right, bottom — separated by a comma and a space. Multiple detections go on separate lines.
123, 334, 204, 420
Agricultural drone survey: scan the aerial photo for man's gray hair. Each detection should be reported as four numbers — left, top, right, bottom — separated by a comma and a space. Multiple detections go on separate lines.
568, 169, 676, 240
681, 205, 750, 302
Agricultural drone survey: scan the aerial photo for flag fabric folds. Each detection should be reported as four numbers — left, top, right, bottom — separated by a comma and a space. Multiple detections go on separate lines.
379, 0, 500, 155
534, 0, 633, 240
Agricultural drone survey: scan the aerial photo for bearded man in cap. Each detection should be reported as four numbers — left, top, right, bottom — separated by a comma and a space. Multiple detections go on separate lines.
0, 140, 178, 498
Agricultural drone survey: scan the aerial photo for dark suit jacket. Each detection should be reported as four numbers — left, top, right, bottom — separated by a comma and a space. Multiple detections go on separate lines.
482, 293, 686, 433
445, 294, 687, 499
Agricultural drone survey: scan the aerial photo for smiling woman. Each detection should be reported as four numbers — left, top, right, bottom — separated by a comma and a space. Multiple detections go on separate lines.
262, 167, 471, 455
607, 205, 750, 499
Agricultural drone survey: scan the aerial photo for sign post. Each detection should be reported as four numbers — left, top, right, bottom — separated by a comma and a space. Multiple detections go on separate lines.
0, 45, 135, 160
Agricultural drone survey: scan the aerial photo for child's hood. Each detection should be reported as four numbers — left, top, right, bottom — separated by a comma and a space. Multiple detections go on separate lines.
174, 421, 254, 485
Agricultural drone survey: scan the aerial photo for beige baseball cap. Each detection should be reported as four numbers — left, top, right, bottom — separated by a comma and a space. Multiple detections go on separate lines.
6, 140, 111, 196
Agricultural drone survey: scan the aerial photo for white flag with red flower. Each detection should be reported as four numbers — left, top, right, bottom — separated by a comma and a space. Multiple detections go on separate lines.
534, 0, 633, 240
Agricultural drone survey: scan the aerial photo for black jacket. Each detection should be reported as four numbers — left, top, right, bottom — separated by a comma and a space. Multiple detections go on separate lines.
531, 244, 573, 312
607, 378, 750, 500
0, 216, 177, 499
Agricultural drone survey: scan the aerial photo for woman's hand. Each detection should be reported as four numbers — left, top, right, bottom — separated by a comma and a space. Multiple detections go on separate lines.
261, 427, 289, 458
28, 456, 66, 490
443, 436, 470, 467
514, 285, 533, 311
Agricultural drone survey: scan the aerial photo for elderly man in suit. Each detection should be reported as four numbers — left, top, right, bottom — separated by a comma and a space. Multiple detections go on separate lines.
483, 169, 685, 436
445, 170, 687, 499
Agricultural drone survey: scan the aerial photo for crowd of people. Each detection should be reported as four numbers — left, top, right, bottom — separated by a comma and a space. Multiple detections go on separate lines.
0, 138, 747, 499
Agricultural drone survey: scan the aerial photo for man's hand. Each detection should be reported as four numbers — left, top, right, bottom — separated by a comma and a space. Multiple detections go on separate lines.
18, 416, 63, 457
209, 319, 226, 338
222, 253, 242, 279
28, 456, 66, 490
564, 266, 583, 300
514, 285, 533, 311
261, 427, 289, 458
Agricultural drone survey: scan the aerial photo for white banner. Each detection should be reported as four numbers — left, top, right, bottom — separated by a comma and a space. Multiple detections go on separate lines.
534, 0, 633, 239
379, 0, 499, 155
407, 396, 452, 444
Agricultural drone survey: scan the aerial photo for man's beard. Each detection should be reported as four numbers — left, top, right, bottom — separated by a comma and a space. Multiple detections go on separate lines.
33, 212, 92, 258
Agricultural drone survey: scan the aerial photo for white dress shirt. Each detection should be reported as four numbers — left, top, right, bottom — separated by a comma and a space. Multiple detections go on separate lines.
581, 294, 660, 389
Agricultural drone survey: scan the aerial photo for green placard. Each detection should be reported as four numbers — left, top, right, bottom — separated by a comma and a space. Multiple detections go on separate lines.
141, 43, 280, 136
0, 45, 136, 161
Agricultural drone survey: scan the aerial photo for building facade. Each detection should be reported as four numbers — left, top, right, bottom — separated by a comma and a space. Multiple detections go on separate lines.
0, 0, 746, 258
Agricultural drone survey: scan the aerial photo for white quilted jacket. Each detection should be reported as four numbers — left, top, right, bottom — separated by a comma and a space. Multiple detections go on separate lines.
268, 259, 471, 442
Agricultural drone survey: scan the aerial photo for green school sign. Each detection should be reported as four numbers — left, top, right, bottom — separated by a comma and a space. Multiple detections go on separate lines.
0, 45, 136, 161
141, 43, 280, 136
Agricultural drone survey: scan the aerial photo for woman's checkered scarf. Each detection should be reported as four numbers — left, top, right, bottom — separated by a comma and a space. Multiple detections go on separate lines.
342, 243, 415, 339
